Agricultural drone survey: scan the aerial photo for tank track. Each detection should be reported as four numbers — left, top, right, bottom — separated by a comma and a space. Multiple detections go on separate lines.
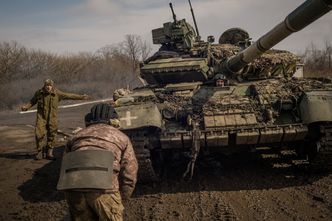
131, 137, 159, 183
311, 123, 332, 172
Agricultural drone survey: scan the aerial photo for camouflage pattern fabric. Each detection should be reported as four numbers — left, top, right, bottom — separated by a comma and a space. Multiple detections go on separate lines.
66, 123, 138, 197
24, 88, 87, 151
65, 124, 138, 221
65, 191, 124, 221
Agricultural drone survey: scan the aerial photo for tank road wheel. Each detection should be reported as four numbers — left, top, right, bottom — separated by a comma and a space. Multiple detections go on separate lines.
308, 123, 332, 172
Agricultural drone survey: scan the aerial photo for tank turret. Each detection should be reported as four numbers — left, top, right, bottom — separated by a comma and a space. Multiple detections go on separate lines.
142, 0, 331, 85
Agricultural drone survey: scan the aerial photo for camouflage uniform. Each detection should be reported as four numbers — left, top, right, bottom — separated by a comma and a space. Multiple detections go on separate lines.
24, 87, 87, 156
65, 123, 138, 221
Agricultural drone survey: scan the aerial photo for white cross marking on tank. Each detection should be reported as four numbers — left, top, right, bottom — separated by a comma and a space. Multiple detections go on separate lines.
120, 111, 138, 126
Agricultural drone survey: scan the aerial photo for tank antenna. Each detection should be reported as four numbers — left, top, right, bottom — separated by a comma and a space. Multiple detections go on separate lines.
169, 3, 177, 23
188, 0, 200, 39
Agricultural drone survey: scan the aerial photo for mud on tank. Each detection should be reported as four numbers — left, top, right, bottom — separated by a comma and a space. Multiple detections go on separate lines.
113, 0, 332, 182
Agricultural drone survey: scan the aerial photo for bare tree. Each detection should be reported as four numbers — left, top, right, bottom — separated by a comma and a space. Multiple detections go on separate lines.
121, 35, 152, 73
140, 39, 152, 62
303, 40, 332, 77
122, 34, 142, 75
0, 41, 26, 83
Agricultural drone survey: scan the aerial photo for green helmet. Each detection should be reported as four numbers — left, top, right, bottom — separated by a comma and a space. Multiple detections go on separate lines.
44, 79, 54, 86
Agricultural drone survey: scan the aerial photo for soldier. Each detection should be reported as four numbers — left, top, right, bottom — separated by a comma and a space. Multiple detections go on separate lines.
214, 74, 228, 87
21, 79, 89, 160
59, 103, 138, 221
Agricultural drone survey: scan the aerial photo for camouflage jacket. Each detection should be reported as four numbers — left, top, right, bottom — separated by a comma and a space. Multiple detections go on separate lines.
25, 88, 86, 120
65, 124, 138, 197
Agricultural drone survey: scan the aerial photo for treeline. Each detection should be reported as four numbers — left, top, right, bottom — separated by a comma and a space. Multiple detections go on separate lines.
0, 35, 151, 110
303, 41, 332, 77
0, 38, 331, 111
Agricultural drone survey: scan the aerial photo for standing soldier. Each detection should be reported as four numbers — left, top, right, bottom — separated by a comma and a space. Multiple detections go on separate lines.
21, 79, 89, 160
58, 103, 138, 221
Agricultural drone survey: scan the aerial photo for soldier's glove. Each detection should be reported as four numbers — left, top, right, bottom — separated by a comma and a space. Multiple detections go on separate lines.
21, 106, 28, 111
110, 119, 120, 128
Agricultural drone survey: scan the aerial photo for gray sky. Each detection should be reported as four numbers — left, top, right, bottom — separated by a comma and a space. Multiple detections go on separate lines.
0, 0, 331, 55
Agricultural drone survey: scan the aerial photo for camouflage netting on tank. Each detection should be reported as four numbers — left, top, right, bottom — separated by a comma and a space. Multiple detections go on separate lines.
204, 45, 300, 79
202, 94, 265, 123
135, 92, 191, 105
253, 50, 299, 67
135, 92, 194, 114
125, 77, 330, 128
246, 50, 300, 79
255, 78, 327, 96
203, 96, 257, 114
210, 44, 239, 62
252, 78, 329, 108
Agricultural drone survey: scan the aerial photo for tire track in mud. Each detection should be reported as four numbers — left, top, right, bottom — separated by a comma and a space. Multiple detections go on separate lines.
126, 179, 240, 221
211, 192, 238, 221
198, 173, 239, 221
190, 177, 239, 221
192, 191, 204, 220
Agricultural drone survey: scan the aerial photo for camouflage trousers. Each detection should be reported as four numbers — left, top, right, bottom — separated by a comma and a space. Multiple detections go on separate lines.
35, 117, 57, 152
65, 191, 124, 221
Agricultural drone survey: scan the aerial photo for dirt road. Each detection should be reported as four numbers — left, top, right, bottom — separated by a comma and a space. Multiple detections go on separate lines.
0, 105, 331, 221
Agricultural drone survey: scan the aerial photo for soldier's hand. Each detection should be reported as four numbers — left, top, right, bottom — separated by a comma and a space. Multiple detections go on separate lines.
21, 106, 28, 111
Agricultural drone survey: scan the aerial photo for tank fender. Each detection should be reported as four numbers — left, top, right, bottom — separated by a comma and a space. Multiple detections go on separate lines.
299, 91, 332, 124
115, 103, 163, 130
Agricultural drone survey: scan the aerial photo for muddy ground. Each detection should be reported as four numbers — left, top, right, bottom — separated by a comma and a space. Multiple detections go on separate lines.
0, 105, 331, 221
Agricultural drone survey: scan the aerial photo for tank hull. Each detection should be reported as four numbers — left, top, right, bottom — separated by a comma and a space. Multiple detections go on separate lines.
115, 78, 332, 181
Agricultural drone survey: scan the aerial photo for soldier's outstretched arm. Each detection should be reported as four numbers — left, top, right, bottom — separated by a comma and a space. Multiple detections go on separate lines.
120, 139, 138, 200
57, 89, 90, 100
21, 90, 39, 111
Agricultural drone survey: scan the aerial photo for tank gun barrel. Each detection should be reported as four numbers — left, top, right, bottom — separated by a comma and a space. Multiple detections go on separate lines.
188, 0, 200, 38
223, 0, 332, 75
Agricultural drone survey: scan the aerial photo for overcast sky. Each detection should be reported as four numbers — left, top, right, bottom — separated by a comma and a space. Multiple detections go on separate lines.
0, 0, 331, 55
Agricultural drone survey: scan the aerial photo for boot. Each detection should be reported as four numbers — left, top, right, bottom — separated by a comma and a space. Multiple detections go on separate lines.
34, 151, 43, 160
46, 148, 55, 160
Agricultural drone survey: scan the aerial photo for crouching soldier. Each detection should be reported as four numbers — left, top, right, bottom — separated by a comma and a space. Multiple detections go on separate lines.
57, 103, 138, 221
21, 79, 90, 160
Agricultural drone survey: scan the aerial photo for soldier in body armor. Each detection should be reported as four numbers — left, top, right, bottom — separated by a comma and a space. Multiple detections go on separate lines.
21, 79, 89, 160
59, 103, 138, 221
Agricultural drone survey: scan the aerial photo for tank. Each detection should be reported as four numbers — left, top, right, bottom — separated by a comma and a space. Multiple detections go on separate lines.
113, 0, 332, 181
